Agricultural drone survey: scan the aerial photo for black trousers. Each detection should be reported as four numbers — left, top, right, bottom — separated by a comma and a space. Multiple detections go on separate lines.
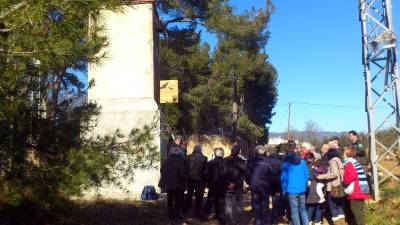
167, 189, 184, 220
203, 184, 225, 219
184, 180, 205, 217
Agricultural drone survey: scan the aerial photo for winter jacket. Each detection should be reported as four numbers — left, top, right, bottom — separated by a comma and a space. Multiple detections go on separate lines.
222, 155, 247, 192
185, 150, 207, 181
205, 156, 224, 187
246, 155, 280, 194
269, 155, 283, 194
158, 154, 186, 190
280, 153, 309, 195
306, 162, 319, 204
317, 150, 344, 192
343, 157, 370, 200
168, 143, 186, 158
352, 141, 368, 170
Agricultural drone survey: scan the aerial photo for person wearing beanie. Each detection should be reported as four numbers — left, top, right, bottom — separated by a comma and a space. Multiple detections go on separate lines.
246, 145, 280, 225
158, 147, 185, 221
202, 148, 225, 222
222, 145, 247, 225
183, 145, 207, 217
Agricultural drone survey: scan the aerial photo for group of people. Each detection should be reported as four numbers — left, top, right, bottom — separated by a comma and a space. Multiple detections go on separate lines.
158, 131, 371, 225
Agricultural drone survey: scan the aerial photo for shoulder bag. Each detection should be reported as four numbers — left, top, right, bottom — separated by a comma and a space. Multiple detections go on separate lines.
331, 159, 345, 198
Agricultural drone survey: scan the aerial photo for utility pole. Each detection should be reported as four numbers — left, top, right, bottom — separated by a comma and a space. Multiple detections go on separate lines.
287, 102, 291, 140
232, 73, 239, 143
359, 0, 400, 201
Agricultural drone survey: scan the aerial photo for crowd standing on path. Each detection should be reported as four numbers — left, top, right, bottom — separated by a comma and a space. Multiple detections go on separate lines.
158, 130, 371, 225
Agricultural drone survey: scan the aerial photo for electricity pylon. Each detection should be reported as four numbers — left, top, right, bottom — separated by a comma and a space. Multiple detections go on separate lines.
359, 0, 400, 201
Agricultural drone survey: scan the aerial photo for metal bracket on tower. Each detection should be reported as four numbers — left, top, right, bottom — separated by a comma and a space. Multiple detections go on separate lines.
359, 0, 400, 201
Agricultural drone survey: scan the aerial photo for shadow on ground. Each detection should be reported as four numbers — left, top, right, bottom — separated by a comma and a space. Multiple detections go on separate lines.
0, 193, 349, 225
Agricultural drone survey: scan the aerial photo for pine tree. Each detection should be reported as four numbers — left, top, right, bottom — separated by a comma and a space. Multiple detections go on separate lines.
158, 0, 277, 144
0, 1, 158, 208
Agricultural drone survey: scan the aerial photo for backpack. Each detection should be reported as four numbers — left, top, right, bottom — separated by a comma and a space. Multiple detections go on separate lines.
140, 185, 159, 200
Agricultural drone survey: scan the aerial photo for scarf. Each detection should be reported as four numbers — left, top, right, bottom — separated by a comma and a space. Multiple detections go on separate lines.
345, 157, 370, 194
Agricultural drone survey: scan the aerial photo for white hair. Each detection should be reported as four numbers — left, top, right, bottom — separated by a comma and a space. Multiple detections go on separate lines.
214, 148, 224, 157
254, 145, 266, 155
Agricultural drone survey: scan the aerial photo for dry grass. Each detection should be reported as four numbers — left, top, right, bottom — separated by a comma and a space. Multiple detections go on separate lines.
365, 181, 400, 225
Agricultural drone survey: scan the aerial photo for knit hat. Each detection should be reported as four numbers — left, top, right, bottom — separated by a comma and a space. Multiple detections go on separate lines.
193, 145, 202, 153
231, 145, 241, 155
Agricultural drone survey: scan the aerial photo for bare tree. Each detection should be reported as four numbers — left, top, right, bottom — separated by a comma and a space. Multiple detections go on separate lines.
304, 120, 320, 144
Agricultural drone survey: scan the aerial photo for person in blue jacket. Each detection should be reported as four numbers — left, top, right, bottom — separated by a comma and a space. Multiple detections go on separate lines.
280, 144, 309, 225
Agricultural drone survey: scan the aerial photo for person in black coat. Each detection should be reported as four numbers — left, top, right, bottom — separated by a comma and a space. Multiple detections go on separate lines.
158, 147, 185, 220
246, 145, 280, 225
266, 147, 285, 222
184, 145, 208, 217
202, 148, 226, 222
222, 145, 247, 225
348, 130, 368, 171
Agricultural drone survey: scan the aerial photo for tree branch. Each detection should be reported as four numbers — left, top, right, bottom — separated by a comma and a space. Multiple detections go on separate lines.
163, 16, 206, 27
0, 50, 39, 55
0, 28, 12, 33
0, 2, 27, 20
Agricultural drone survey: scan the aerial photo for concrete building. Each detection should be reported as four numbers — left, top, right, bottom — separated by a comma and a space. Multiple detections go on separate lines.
267, 136, 286, 146
86, 0, 162, 199
267, 137, 300, 147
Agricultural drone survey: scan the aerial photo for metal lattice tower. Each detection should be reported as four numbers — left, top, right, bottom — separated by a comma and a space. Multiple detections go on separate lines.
359, 0, 400, 201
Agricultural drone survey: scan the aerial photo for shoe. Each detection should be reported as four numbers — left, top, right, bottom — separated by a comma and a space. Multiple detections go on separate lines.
314, 222, 322, 225
332, 216, 340, 221
309, 222, 313, 225
337, 214, 345, 219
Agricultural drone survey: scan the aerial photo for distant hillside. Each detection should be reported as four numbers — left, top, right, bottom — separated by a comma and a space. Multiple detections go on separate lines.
269, 131, 347, 142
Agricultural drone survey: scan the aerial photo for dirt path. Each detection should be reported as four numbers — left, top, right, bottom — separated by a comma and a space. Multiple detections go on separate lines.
75, 193, 348, 225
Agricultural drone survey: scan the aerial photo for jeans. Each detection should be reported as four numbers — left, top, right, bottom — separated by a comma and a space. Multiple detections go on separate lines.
251, 192, 271, 225
225, 191, 244, 225
327, 192, 344, 217
184, 180, 205, 217
167, 189, 184, 220
307, 203, 323, 223
288, 194, 309, 225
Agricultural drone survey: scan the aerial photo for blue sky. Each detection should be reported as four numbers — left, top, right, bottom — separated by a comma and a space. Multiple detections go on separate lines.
200, 0, 400, 133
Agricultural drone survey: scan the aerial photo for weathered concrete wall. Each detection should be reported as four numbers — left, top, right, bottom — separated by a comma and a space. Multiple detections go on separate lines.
86, 4, 161, 200
89, 4, 156, 100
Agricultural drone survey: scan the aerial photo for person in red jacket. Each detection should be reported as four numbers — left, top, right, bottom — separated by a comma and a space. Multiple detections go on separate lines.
342, 146, 370, 225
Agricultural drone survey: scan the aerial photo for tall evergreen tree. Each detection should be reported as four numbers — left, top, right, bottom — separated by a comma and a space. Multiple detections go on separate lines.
0, 1, 158, 208
159, 0, 277, 143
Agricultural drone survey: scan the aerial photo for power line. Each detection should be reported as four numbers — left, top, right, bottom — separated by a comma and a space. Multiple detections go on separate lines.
270, 105, 289, 131
274, 101, 365, 109
275, 103, 289, 107
291, 101, 365, 109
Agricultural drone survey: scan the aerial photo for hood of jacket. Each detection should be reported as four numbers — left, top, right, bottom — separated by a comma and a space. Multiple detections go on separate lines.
285, 153, 301, 165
